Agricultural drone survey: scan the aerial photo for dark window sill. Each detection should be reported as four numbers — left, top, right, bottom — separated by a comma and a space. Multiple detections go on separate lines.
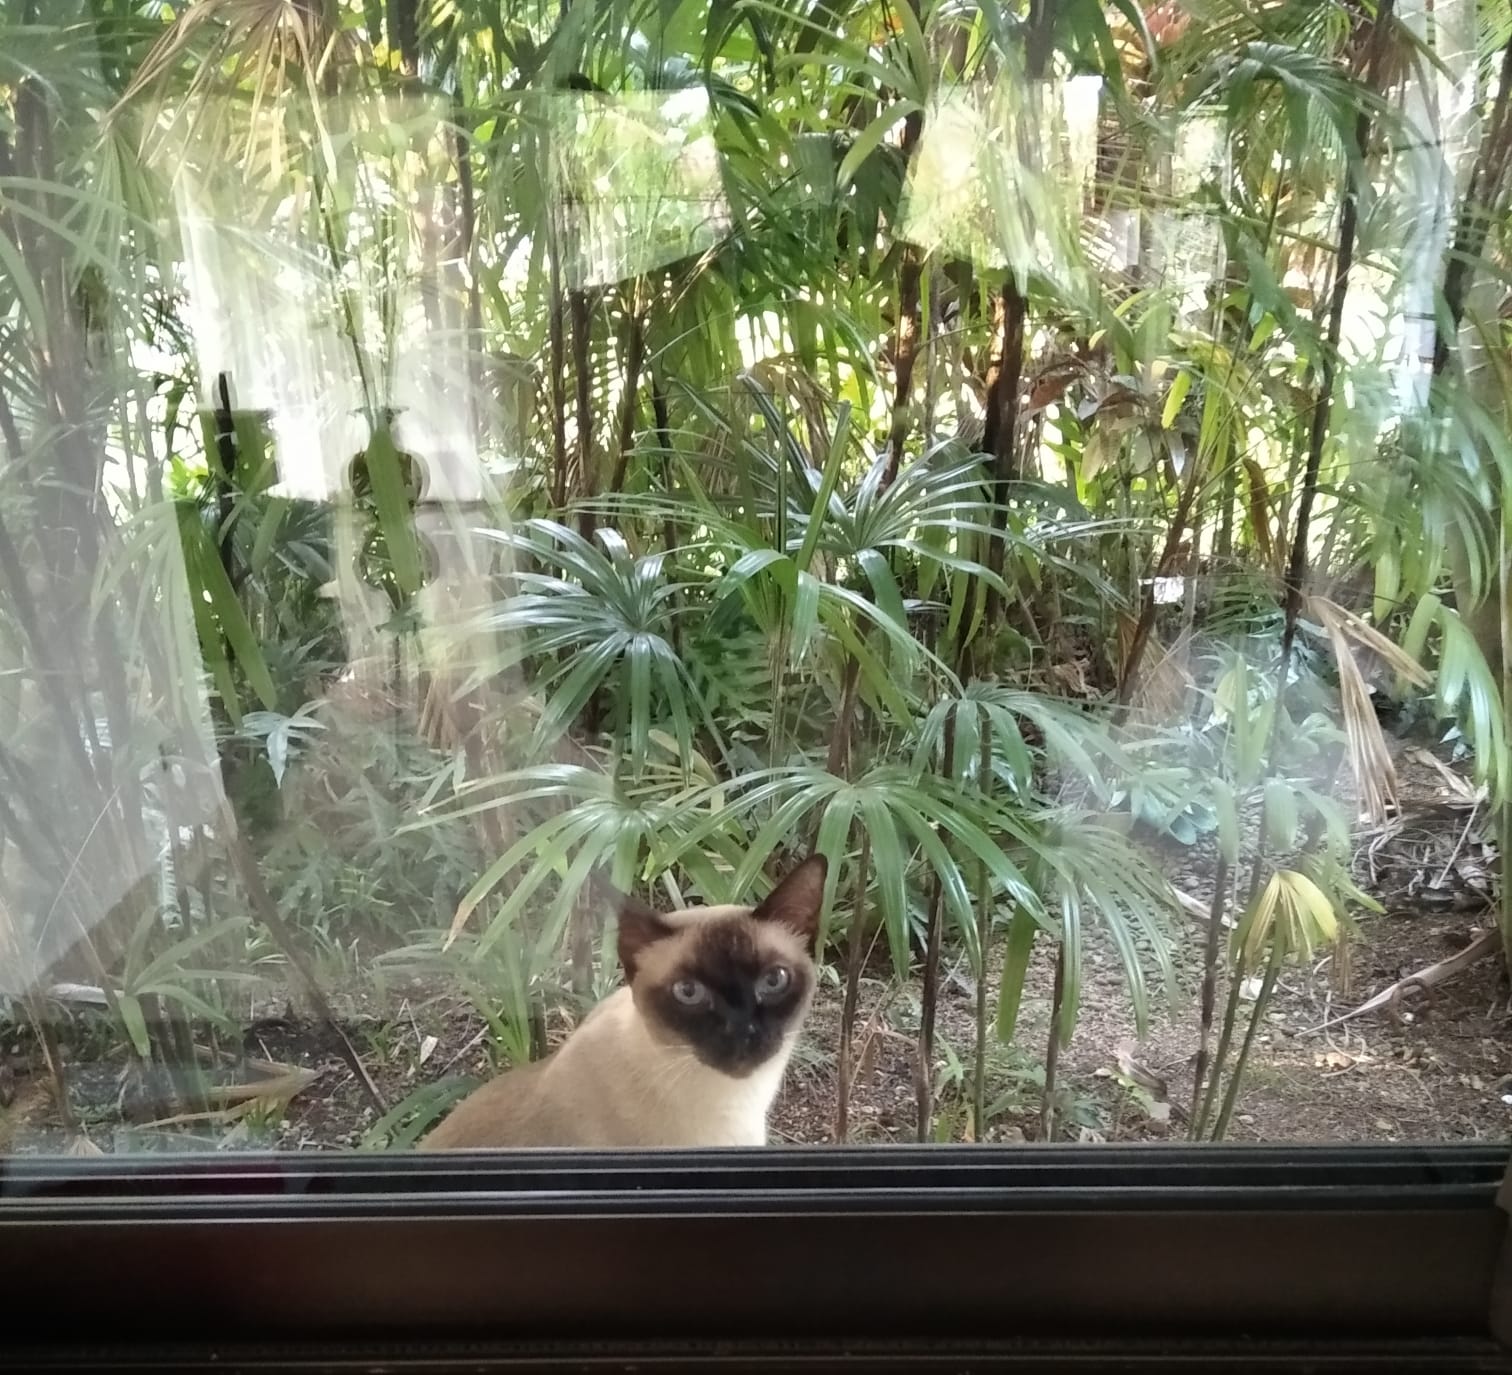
2, 1144, 1508, 1366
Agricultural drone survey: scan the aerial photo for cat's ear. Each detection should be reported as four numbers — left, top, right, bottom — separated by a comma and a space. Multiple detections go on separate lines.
752, 855, 828, 952
612, 891, 675, 979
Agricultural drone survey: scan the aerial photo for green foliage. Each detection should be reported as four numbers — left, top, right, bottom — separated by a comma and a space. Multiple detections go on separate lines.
1, 0, 1509, 1151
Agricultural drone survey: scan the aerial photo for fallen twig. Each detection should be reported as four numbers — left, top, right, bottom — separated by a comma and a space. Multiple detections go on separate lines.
220, 801, 388, 1114
1172, 886, 1235, 930
1297, 928, 1501, 1036
1433, 802, 1480, 890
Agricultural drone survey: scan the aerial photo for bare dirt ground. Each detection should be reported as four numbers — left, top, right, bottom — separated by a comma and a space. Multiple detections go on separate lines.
4, 744, 1509, 1153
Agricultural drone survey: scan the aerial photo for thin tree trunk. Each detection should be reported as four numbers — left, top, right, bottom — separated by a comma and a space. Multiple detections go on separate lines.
1433, 30, 1512, 377
1211, 944, 1284, 1141
1040, 943, 1065, 1141
1279, 0, 1395, 672
388, 0, 420, 77
608, 301, 646, 496
915, 704, 957, 1141
1499, 511, 1512, 974
1114, 453, 1206, 713
982, 282, 1025, 477
651, 376, 680, 574
884, 245, 924, 486
210, 373, 242, 591
1431, 35, 1512, 935
571, 289, 594, 535
883, 51, 927, 488
978, 285, 1007, 454
836, 828, 871, 1142
825, 655, 862, 780
1188, 855, 1230, 1137
980, 1, 1051, 625
972, 717, 992, 1138
548, 261, 569, 511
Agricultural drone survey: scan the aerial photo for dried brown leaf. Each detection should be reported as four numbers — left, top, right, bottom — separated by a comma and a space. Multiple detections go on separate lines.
1309, 596, 1433, 689
1243, 458, 1279, 573
1315, 600, 1398, 823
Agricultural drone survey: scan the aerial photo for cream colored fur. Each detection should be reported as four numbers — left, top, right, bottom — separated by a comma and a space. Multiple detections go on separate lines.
419, 883, 820, 1151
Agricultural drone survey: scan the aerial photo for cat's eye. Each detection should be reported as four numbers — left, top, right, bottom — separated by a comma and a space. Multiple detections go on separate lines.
671, 978, 708, 1007
755, 966, 791, 1001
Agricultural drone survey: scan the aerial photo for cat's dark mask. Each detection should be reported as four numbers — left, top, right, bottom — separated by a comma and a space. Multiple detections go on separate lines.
609, 857, 827, 1077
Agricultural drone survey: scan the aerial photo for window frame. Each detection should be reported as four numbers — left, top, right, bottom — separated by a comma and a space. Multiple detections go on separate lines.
2, 1143, 1509, 1370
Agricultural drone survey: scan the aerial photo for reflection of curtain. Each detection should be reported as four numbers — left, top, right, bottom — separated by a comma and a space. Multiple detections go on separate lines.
169, 95, 485, 503
0, 507, 223, 998
167, 92, 504, 735
546, 89, 730, 290
1395, 0, 1478, 412
898, 76, 1101, 288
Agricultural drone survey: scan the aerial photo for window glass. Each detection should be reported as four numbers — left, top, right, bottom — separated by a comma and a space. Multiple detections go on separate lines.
0, 0, 1506, 1157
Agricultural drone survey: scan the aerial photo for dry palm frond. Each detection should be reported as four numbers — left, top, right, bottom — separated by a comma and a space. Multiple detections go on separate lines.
1115, 614, 1192, 722
1309, 595, 1433, 689
1242, 457, 1280, 575
1137, 627, 1195, 720
1310, 598, 1414, 824
117, 0, 353, 165
136, 1061, 320, 1131
206, 1062, 319, 1106
1300, 927, 1501, 1036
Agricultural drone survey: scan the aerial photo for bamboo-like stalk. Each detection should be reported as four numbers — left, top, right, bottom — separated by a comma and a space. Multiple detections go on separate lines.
1211, 943, 1284, 1141
1194, 953, 1245, 1140
824, 656, 862, 780
1039, 942, 1065, 1142
1433, 31, 1512, 377
1499, 510, 1512, 972
1423, 28, 1512, 974
881, 0, 926, 488
972, 711, 993, 1137
608, 295, 646, 497
1230, 1, 1397, 928
1188, 855, 1231, 1138
835, 826, 871, 1142
915, 704, 957, 1141
548, 259, 569, 510
1278, 1, 1395, 670
571, 288, 594, 534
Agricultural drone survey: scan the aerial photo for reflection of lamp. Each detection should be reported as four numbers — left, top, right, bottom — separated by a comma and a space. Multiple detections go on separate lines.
321, 405, 502, 728
167, 88, 508, 732
170, 92, 489, 505
176, 196, 368, 504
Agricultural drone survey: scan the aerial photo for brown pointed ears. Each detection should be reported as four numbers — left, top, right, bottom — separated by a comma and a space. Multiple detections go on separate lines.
611, 890, 676, 980
752, 854, 828, 953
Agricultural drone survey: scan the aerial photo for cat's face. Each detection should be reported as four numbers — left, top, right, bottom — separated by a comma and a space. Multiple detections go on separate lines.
613, 857, 826, 1078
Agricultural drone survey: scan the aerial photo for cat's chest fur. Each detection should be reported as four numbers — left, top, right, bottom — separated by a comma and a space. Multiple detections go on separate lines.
551, 987, 794, 1147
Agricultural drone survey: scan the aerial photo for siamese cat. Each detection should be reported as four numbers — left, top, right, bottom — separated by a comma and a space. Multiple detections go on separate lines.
420, 855, 827, 1150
